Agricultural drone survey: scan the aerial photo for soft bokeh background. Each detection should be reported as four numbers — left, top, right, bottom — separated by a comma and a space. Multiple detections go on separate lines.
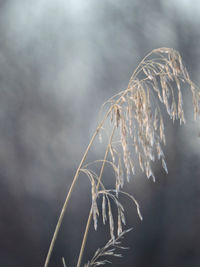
0, 1, 200, 266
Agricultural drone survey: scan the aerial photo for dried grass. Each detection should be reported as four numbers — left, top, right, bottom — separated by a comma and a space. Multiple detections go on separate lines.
44, 48, 200, 267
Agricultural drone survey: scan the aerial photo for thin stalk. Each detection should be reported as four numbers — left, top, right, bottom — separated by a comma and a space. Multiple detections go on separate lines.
76, 126, 116, 267
44, 109, 112, 267
44, 78, 128, 267
127, 48, 163, 86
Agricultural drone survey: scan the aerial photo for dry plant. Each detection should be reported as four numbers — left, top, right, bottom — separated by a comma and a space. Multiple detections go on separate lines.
44, 48, 200, 267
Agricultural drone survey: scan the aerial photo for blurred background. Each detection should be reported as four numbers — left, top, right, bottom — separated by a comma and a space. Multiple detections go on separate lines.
0, 0, 200, 266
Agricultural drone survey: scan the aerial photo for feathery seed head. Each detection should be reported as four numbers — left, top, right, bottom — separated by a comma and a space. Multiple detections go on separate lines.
104, 48, 200, 188
88, 48, 200, 262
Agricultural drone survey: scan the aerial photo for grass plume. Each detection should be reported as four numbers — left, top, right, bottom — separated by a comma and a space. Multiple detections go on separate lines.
44, 48, 200, 267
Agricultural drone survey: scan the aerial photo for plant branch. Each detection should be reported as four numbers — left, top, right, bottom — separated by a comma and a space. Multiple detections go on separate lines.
44, 109, 112, 267
76, 126, 116, 267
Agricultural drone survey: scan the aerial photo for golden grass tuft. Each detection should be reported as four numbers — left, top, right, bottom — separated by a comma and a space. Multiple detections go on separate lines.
44, 48, 200, 267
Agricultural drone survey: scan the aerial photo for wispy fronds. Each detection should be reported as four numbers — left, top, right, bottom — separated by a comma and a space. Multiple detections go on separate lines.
98, 189, 142, 240
44, 48, 200, 267
81, 47, 200, 267
101, 48, 200, 190
84, 228, 132, 267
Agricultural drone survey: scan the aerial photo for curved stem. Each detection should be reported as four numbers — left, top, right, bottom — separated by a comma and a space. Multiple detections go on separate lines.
127, 48, 164, 86
76, 126, 116, 267
44, 109, 112, 267
44, 65, 132, 267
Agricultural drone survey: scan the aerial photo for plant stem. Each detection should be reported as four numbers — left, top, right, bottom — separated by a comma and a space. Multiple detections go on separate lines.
127, 48, 161, 87
76, 126, 116, 267
44, 82, 127, 267
44, 109, 112, 267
